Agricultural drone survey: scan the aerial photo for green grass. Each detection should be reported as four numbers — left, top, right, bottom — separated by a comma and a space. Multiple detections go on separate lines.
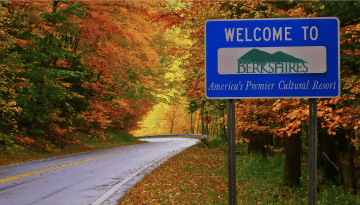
202, 133, 227, 149
202, 134, 359, 204
236, 153, 359, 204
202, 133, 247, 153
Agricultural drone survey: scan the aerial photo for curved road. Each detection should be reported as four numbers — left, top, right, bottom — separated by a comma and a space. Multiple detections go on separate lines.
0, 137, 200, 205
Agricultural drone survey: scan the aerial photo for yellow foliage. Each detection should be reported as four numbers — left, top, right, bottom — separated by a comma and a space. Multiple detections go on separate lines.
133, 101, 192, 136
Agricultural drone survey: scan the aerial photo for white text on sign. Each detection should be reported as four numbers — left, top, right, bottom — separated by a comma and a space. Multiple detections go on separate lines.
225, 26, 318, 42
208, 80, 337, 91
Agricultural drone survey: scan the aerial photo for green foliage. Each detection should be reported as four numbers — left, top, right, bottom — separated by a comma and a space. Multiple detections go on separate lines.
202, 134, 226, 149
0, 134, 15, 153
316, 2, 360, 26
187, 100, 198, 113
41, 3, 84, 34
6, 2, 89, 143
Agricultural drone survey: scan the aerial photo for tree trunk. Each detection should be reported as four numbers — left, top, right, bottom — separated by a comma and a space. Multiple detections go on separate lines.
349, 133, 357, 195
332, 133, 345, 187
197, 111, 200, 134
284, 131, 302, 187
53, 1, 60, 13
191, 112, 193, 134
317, 129, 324, 169
322, 131, 339, 185
170, 121, 173, 134
335, 131, 349, 188
247, 131, 270, 157
201, 107, 204, 135
247, 131, 254, 155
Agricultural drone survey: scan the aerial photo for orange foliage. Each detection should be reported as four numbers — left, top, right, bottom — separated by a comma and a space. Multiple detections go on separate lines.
14, 136, 35, 148
172, 1, 360, 147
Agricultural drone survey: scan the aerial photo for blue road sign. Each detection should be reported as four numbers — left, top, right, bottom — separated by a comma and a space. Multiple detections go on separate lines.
205, 18, 339, 99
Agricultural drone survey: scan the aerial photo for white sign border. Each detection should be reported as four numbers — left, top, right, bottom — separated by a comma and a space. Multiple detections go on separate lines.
205, 17, 340, 99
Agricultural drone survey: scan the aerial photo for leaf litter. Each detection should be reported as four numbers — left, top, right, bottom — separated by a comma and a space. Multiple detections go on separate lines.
118, 145, 229, 205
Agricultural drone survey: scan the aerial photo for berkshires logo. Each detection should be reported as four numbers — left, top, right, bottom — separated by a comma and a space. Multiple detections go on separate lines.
237, 48, 308, 73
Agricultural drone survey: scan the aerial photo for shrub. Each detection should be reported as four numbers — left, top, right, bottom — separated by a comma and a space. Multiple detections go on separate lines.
14, 135, 36, 148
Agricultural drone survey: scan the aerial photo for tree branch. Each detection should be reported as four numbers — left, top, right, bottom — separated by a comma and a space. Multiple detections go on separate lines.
340, 20, 360, 28
164, 1, 184, 19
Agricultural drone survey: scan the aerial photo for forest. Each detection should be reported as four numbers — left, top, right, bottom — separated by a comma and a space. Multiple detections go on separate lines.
0, 0, 359, 199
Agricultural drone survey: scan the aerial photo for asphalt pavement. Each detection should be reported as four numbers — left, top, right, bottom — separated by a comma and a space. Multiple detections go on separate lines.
0, 137, 199, 205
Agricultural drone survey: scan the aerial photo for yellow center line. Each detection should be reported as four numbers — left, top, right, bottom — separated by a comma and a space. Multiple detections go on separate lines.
0, 141, 171, 184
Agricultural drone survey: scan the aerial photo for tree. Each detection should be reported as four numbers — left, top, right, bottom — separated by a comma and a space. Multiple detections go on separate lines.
0, 1, 176, 150
164, 104, 179, 134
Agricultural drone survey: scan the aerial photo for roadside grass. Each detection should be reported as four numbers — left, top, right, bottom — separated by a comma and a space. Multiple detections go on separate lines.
118, 134, 359, 205
0, 131, 145, 166
237, 154, 359, 205
201, 133, 226, 149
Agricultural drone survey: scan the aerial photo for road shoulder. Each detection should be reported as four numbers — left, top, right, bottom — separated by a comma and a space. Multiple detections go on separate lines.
118, 144, 229, 205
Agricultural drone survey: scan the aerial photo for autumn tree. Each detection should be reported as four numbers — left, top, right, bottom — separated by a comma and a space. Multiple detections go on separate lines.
0, 1, 175, 151
164, 104, 179, 134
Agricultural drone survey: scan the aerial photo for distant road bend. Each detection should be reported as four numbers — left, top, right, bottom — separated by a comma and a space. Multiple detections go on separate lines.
0, 135, 206, 205
138, 134, 208, 138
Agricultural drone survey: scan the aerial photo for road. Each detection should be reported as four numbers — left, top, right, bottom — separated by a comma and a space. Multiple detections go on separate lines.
0, 137, 200, 205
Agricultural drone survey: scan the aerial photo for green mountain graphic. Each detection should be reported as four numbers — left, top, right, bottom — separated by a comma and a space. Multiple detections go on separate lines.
238, 48, 307, 64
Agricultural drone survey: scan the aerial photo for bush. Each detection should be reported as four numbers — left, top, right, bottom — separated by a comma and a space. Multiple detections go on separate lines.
0, 134, 16, 153
14, 135, 36, 148
110, 131, 139, 144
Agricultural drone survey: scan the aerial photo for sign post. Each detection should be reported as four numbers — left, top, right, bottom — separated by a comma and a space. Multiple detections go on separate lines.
205, 18, 339, 205
309, 98, 317, 205
227, 99, 236, 205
